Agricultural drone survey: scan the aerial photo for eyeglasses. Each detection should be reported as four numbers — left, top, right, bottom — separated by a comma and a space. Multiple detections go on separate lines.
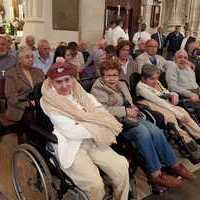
146, 45, 158, 48
104, 74, 119, 78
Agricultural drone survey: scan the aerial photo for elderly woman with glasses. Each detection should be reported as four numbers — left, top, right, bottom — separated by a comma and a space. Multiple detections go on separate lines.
40, 62, 129, 200
91, 58, 192, 189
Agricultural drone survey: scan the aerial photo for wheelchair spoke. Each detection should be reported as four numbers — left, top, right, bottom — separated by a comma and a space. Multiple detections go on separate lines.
11, 144, 56, 200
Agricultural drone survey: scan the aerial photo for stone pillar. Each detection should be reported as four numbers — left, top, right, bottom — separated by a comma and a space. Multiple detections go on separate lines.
23, 0, 45, 41
143, 5, 152, 29
167, 0, 185, 30
189, 0, 200, 35
141, 0, 153, 30
79, 0, 105, 47
3, 0, 13, 20
168, 0, 185, 26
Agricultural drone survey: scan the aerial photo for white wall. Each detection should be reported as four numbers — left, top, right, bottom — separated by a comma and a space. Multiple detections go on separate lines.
22, 0, 105, 48
22, 0, 79, 47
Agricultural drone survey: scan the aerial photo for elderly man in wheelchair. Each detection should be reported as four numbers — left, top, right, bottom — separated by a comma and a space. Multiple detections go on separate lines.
4, 62, 130, 200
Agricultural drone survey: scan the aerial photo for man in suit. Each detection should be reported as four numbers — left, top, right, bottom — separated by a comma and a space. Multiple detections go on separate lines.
151, 26, 166, 56
136, 39, 167, 73
165, 25, 184, 60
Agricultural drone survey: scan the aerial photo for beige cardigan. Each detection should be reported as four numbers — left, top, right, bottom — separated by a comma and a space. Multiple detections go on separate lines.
136, 81, 185, 119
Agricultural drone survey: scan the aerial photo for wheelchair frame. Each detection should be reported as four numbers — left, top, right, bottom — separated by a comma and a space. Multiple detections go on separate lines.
1, 111, 89, 200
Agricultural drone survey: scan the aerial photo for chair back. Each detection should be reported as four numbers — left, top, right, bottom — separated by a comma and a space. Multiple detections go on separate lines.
129, 72, 141, 101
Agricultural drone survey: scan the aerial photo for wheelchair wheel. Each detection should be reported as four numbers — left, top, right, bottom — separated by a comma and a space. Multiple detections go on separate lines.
63, 187, 89, 200
11, 144, 56, 200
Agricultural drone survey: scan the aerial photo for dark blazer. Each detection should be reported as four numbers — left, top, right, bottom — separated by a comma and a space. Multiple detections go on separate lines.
185, 36, 196, 52
5, 66, 45, 121
166, 32, 184, 53
151, 32, 166, 50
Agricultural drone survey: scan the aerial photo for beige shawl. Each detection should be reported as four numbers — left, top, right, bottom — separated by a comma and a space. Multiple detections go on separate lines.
40, 78, 122, 145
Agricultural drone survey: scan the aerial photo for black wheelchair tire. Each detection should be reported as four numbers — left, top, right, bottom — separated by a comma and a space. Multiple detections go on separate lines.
11, 143, 56, 200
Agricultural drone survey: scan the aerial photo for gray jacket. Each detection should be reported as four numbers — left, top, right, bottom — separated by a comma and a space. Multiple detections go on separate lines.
91, 78, 133, 118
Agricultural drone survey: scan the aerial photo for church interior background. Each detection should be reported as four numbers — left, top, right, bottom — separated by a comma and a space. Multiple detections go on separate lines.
0, 0, 200, 47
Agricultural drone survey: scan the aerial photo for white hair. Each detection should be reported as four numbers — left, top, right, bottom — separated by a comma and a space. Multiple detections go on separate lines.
37, 39, 50, 48
18, 46, 33, 63
175, 49, 188, 59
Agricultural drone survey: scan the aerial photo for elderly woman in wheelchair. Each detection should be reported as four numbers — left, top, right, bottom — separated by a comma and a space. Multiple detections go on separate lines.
39, 62, 129, 200
91, 58, 193, 189
136, 64, 200, 163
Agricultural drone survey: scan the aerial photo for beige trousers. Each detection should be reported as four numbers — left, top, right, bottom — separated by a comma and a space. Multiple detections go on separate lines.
139, 100, 200, 143
62, 140, 129, 200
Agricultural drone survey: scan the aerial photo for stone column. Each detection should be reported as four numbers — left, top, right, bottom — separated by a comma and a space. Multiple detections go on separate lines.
143, 5, 152, 29
141, 0, 153, 30
79, 0, 105, 47
23, 0, 45, 40
189, 0, 200, 35
3, 0, 13, 20
167, 0, 185, 30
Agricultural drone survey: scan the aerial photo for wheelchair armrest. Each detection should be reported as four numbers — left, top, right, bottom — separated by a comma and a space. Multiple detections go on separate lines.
29, 124, 58, 144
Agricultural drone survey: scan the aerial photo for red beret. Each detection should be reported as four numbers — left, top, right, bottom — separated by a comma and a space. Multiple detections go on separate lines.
47, 62, 77, 79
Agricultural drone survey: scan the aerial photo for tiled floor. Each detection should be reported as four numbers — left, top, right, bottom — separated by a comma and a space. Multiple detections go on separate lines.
0, 134, 18, 200
145, 170, 200, 200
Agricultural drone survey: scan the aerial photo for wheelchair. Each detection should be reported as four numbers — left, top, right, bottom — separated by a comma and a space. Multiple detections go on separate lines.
0, 79, 89, 200
1, 103, 89, 200
1, 86, 137, 200
129, 72, 200, 163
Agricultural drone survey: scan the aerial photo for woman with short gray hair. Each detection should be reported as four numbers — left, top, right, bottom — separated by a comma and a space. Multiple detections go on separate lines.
5, 47, 45, 122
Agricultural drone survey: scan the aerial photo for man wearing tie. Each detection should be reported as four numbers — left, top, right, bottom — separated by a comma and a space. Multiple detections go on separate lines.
136, 39, 167, 73
151, 26, 166, 56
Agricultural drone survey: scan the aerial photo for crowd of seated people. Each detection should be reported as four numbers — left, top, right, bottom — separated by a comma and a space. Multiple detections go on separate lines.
1, 28, 200, 199
91, 59, 192, 188
136, 64, 200, 163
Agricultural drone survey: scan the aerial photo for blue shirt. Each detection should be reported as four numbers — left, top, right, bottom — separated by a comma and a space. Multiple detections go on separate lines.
33, 50, 54, 74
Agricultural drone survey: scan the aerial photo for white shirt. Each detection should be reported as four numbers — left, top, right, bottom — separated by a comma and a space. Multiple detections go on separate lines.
111, 26, 129, 46
180, 37, 189, 49
41, 94, 96, 169
33, 50, 54, 74
132, 31, 151, 50
105, 28, 113, 45
121, 61, 128, 74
